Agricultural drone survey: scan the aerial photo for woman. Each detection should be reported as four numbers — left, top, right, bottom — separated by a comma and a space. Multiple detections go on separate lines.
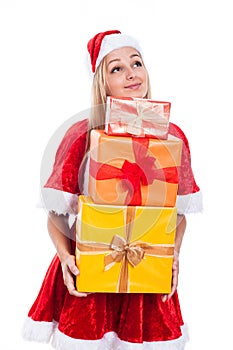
22, 30, 202, 350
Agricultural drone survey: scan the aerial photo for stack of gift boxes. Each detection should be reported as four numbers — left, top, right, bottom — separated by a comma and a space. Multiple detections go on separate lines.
76, 96, 182, 293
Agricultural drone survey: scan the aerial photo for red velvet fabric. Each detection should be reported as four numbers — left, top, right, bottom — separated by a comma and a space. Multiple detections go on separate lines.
44, 118, 89, 194
169, 123, 200, 195
28, 118, 200, 343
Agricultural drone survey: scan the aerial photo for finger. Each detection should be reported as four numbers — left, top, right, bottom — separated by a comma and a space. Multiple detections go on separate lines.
172, 270, 178, 289
69, 264, 80, 276
161, 294, 168, 302
66, 279, 88, 297
69, 289, 88, 297
66, 256, 80, 276
172, 259, 179, 270
167, 286, 176, 300
167, 276, 178, 300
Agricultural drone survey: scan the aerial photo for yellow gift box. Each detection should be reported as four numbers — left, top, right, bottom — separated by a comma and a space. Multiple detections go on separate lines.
76, 195, 177, 293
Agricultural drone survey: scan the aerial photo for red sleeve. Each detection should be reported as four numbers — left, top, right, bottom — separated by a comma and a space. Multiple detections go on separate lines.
44, 118, 89, 195
169, 122, 200, 195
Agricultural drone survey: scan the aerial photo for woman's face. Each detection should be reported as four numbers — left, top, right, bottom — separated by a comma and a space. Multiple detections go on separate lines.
105, 47, 148, 98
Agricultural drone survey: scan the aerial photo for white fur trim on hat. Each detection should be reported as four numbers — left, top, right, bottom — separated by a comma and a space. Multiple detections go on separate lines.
95, 33, 143, 70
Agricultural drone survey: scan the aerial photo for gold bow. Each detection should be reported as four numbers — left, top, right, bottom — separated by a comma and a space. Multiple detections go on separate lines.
104, 234, 145, 268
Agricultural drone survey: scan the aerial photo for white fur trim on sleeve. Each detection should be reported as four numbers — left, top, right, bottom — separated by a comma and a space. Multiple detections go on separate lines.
176, 190, 203, 215
39, 187, 79, 216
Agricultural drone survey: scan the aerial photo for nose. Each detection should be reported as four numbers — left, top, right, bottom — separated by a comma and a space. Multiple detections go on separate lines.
126, 67, 135, 80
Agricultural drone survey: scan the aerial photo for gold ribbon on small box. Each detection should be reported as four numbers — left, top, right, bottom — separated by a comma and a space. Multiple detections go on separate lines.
126, 100, 167, 136
77, 207, 174, 293
109, 97, 169, 137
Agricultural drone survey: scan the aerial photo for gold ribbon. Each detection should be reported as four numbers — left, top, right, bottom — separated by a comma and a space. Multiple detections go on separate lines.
110, 98, 168, 136
77, 206, 174, 293
126, 100, 167, 136
104, 234, 145, 268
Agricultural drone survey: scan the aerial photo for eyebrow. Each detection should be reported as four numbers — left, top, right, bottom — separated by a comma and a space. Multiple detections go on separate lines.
107, 53, 141, 66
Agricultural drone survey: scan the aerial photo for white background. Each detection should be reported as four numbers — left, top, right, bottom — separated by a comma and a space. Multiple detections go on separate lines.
0, 0, 232, 349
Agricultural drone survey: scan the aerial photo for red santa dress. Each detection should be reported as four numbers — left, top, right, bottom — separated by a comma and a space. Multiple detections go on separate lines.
22, 118, 202, 350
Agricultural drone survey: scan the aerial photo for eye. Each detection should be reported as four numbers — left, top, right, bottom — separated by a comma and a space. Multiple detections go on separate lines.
133, 60, 142, 67
110, 66, 121, 73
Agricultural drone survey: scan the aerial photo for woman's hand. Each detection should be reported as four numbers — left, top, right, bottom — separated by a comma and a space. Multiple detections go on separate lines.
161, 251, 179, 302
161, 214, 186, 302
61, 254, 88, 297
47, 213, 89, 297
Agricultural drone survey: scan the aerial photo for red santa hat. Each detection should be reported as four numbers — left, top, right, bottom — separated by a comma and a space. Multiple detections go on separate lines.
87, 30, 143, 73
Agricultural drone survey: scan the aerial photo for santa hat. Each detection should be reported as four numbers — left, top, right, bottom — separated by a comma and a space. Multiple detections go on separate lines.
87, 30, 143, 73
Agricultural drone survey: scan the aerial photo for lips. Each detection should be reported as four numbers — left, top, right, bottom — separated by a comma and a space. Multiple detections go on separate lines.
125, 83, 141, 90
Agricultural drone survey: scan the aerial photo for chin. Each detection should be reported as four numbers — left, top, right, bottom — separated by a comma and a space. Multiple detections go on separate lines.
123, 91, 146, 99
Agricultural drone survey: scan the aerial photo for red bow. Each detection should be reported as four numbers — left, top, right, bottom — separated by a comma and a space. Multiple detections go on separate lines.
90, 137, 178, 205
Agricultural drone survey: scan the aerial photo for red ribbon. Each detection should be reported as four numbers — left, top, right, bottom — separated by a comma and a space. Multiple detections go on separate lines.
90, 137, 178, 205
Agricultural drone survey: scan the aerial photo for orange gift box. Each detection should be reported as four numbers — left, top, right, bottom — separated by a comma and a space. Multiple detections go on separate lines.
76, 195, 177, 293
88, 130, 182, 206
105, 96, 171, 139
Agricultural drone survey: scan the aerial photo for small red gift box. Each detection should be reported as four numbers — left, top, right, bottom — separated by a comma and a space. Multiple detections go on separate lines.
105, 96, 171, 139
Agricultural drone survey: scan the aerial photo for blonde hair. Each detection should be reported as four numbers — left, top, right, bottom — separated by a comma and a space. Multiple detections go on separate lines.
90, 53, 152, 130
